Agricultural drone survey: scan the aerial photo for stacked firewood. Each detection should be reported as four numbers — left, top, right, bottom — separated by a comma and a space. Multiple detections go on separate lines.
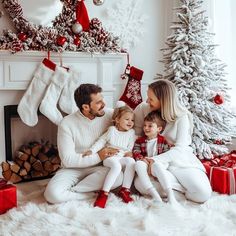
1, 141, 61, 183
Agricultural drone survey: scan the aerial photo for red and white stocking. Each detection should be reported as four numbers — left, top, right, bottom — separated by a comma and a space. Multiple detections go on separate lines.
119, 66, 144, 109
17, 59, 55, 126
39, 66, 69, 125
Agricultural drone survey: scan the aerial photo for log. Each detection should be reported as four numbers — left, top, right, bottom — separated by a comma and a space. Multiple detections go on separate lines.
19, 168, 28, 176
16, 151, 29, 161
50, 156, 61, 164
10, 172, 22, 183
10, 163, 20, 173
32, 160, 43, 172
20, 145, 31, 155
29, 155, 37, 164
44, 161, 53, 172
38, 153, 49, 162
52, 164, 60, 172
31, 170, 43, 178
2, 169, 12, 181
1, 162, 10, 172
15, 158, 24, 167
24, 161, 31, 172
32, 144, 41, 157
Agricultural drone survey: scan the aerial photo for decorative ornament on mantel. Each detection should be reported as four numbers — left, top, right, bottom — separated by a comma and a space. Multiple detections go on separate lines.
0, 0, 122, 53
93, 0, 105, 6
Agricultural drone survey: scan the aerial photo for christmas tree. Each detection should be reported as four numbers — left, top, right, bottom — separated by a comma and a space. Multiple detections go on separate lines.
159, 0, 236, 159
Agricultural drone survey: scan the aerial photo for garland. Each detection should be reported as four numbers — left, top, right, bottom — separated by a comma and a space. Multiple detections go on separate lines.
0, 0, 122, 53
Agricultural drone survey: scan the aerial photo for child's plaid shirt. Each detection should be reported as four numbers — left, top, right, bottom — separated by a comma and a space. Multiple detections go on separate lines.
132, 134, 170, 160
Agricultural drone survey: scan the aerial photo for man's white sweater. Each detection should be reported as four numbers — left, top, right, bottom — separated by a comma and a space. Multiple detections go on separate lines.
57, 108, 113, 168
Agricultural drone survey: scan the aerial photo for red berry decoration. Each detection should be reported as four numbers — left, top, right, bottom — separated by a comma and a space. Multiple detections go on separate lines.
18, 32, 27, 41
214, 94, 224, 105
57, 36, 67, 46
74, 36, 81, 46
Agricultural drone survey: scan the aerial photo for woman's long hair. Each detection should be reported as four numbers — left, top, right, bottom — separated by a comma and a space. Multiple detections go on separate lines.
148, 79, 188, 123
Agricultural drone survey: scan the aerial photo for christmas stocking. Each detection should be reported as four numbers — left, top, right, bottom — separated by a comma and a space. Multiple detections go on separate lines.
39, 66, 69, 125
59, 69, 81, 114
119, 66, 144, 109
17, 59, 55, 126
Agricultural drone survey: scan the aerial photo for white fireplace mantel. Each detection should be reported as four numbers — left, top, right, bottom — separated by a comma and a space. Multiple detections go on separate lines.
0, 50, 126, 107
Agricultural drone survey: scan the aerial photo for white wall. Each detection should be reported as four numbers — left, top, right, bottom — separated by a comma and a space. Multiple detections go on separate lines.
0, 0, 173, 164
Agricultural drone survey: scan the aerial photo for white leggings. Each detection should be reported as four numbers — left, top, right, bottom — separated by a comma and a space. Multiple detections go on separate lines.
135, 160, 173, 192
135, 162, 212, 203
103, 156, 136, 192
44, 166, 123, 204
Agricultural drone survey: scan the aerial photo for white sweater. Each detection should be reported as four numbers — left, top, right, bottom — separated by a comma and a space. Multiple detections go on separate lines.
90, 126, 136, 154
134, 102, 205, 170
57, 108, 113, 168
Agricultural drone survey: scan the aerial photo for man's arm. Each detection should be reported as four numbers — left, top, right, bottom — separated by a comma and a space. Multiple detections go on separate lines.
57, 125, 101, 168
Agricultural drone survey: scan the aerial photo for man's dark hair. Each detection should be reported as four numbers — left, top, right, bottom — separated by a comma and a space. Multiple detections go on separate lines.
74, 84, 102, 111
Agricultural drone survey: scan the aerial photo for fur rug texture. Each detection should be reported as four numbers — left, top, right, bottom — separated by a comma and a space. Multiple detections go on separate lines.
1, 179, 236, 236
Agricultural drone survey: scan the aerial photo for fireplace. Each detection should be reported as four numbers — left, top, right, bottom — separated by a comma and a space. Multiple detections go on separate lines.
4, 105, 57, 162
2, 104, 59, 182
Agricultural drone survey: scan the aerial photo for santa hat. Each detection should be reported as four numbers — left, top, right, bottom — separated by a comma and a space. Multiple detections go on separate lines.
76, 0, 90, 31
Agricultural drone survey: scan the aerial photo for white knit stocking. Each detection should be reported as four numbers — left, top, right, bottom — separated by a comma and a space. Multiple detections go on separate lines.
59, 69, 80, 114
17, 61, 54, 126
39, 66, 69, 125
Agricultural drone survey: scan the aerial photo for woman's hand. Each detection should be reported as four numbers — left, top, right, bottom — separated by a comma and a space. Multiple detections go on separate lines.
98, 147, 118, 161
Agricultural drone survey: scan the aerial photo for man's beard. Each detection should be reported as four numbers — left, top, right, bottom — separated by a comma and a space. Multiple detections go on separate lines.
89, 107, 105, 117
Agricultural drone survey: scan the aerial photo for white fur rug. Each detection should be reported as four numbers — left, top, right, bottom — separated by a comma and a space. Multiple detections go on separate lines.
1, 180, 236, 236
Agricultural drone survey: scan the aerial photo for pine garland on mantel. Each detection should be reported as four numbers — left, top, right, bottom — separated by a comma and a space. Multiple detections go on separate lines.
0, 0, 122, 53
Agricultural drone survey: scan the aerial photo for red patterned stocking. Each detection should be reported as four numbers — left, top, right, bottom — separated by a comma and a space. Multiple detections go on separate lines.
119, 65, 144, 109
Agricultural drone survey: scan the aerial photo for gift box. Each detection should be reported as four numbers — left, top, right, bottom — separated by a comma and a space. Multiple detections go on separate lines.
0, 179, 17, 214
202, 151, 236, 194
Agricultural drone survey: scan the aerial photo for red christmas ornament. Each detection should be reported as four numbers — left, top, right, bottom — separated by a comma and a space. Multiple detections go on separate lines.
57, 36, 67, 46
18, 32, 27, 41
74, 36, 81, 46
214, 140, 222, 145
214, 94, 224, 105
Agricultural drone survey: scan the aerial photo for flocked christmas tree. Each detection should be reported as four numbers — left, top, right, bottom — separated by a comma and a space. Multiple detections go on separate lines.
159, 0, 236, 159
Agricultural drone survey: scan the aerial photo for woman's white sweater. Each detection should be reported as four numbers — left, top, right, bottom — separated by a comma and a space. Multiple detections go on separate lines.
57, 108, 113, 168
134, 102, 205, 170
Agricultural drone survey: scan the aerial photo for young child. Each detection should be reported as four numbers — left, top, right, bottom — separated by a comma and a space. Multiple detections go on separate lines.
133, 111, 178, 205
84, 102, 136, 208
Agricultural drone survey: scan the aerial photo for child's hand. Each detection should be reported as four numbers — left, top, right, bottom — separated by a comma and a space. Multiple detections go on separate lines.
82, 150, 92, 157
124, 152, 133, 158
147, 159, 155, 176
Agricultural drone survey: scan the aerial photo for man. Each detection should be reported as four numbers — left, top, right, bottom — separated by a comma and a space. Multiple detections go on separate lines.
44, 84, 123, 203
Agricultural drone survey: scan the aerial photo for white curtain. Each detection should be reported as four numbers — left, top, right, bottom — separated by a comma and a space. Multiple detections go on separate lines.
206, 0, 236, 112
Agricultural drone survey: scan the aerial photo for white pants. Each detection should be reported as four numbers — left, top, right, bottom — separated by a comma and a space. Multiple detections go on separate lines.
135, 163, 212, 203
103, 156, 136, 192
44, 166, 123, 204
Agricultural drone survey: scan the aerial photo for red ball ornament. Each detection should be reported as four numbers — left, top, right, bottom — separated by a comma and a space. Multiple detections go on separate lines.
214, 94, 224, 105
57, 36, 67, 46
74, 36, 81, 46
18, 32, 27, 41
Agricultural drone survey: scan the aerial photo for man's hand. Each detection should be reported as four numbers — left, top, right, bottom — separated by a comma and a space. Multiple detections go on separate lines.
98, 147, 118, 161
82, 150, 92, 157
124, 152, 133, 158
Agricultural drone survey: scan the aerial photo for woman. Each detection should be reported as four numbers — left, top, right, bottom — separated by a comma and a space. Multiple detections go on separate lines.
134, 79, 212, 203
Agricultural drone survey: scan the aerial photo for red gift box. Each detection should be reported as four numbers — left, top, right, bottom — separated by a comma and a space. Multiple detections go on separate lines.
0, 183, 17, 214
202, 151, 236, 194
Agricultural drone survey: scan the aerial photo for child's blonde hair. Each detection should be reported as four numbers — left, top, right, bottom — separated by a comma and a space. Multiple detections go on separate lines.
112, 105, 134, 125
144, 111, 166, 130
